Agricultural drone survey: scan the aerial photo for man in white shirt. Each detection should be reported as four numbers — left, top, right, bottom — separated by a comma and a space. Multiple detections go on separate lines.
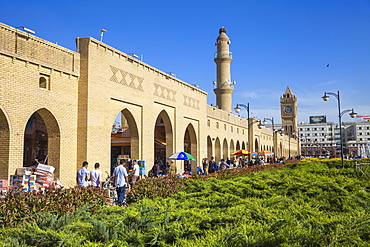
131, 160, 140, 186
90, 163, 102, 188
113, 159, 129, 206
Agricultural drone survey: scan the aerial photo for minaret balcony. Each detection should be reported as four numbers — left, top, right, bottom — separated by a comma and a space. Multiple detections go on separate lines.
213, 81, 235, 89
214, 51, 232, 59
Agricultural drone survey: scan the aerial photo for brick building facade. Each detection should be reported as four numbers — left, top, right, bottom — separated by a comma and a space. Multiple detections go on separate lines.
0, 22, 299, 187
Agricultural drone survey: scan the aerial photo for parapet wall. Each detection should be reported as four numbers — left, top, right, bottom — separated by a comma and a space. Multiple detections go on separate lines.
0, 22, 79, 76
207, 105, 249, 128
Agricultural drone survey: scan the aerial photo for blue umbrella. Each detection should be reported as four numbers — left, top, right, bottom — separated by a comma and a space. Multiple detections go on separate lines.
167, 152, 196, 160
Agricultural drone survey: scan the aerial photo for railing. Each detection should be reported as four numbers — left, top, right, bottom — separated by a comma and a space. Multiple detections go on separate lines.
213, 82, 235, 89
214, 51, 232, 59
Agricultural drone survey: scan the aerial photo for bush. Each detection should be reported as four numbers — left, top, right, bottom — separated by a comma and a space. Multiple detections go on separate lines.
1, 161, 370, 246
0, 187, 107, 228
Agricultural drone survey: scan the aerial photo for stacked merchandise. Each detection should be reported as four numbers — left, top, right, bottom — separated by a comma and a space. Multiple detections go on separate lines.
34, 164, 55, 188
28, 175, 36, 191
16, 167, 32, 175
10, 175, 30, 192
138, 160, 146, 176
0, 180, 8, 198
9, 175, 37, 192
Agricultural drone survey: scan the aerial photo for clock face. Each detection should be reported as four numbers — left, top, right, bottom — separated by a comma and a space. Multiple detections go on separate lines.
284, 106, 293, 114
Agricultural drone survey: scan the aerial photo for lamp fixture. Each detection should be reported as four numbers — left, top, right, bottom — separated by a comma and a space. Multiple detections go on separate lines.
100, 29, 107, 42
16, 26, 36, 34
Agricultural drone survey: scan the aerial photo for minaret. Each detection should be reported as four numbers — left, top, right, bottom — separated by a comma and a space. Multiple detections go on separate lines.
213, 27, 234, 113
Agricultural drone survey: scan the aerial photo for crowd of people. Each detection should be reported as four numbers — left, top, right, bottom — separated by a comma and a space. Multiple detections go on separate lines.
75, 155, 287, 206
76, 159, 140, 206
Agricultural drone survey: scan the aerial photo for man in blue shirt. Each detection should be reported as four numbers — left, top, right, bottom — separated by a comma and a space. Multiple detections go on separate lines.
76, 161, 89, 187
113, 159, 129, 206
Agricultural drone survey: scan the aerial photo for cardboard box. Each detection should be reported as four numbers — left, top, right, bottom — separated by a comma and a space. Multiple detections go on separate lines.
0, 180, 8, 189
36, 164, 55, 174
10, 175, 29, 185
16, 167, 32, 175
34, 170, 53, 178
0, 190, 7, 198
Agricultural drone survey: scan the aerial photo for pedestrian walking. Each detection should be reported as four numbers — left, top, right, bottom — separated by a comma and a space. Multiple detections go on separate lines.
113, 159, 129, 206
131, 160, 140, 186
209, 157, 217, 173
76, 161, 89, 187
90, 162, 102, 188
203, 158, 209, 175
152, 161, 160, 177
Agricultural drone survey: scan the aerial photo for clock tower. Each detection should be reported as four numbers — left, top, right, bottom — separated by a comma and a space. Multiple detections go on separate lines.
280, 86, 298, 136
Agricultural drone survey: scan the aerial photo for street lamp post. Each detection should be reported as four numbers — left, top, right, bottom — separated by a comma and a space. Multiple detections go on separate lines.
100, 29, 107, 42
322, 91, 357, 168
234, 103, 263, 162
234, 103, 250, 150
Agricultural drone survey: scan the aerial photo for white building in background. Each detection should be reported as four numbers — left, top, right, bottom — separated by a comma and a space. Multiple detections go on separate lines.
344, 121, 370, 157
266, 115, 370, 157
298, 121, 337, 157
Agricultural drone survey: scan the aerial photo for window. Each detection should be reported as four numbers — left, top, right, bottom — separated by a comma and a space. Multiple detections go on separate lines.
231, 126, 233, 132
39, 74, 50, 90
237, 128, 239, 134
224, 124, 226, 131
216, 122, 219, 129
207, 120, 210, 127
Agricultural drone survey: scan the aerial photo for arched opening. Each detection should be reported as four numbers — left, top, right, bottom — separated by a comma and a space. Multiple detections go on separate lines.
0, 109, 10, 180
111, 109, 139, 172
241, 141, 246, 150
229, 140, 235, 154
222, 138, 228, 160
23, 109, 60, 178
154, 110, 173, 167
207, 136, 213, 159
236, 140, 240, 151
279, 142, 283, 158
215, 137, 221, 162
254, 139, 259, 152
184, 123, 197, 173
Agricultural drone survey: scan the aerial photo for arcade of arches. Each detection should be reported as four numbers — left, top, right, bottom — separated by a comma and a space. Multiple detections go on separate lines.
0, 22, 299, 187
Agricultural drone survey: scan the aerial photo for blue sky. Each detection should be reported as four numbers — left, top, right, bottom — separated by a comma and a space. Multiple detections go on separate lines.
1, 0, 369, 124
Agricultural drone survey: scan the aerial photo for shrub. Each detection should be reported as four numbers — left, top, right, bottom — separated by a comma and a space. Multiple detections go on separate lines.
1, 161, 370, 246
0, 187, 107, 228
126, 175, 190, 203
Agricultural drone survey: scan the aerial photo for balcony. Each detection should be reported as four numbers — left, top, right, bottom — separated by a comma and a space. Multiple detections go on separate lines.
214, 51, 232, 59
